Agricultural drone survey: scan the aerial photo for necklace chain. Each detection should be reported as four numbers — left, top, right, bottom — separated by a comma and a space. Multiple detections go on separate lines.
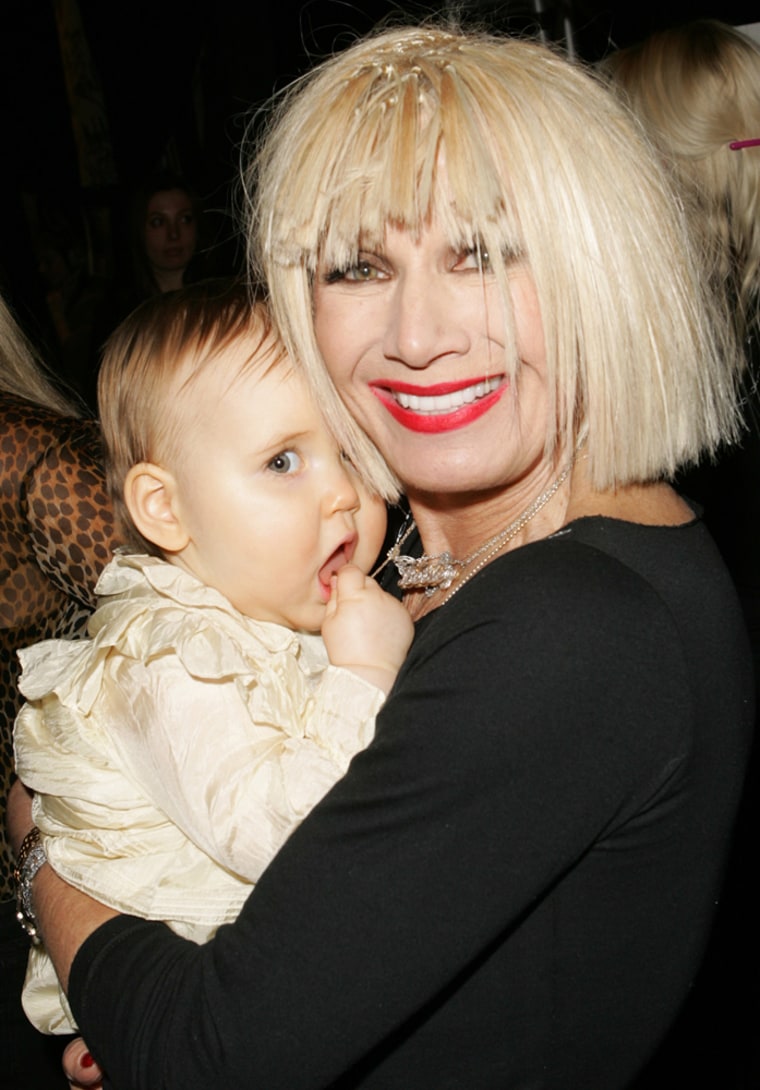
385, 456, 575, 604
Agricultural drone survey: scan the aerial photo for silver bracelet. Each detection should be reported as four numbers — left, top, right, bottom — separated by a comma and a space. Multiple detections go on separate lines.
13, 826, 47, 945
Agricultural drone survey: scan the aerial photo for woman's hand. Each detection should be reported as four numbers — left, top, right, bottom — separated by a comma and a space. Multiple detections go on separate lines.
63, 1038, 105, 1088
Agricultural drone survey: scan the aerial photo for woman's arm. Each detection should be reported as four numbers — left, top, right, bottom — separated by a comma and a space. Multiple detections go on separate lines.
7, 780, 117, 994
35, 867, 118, 996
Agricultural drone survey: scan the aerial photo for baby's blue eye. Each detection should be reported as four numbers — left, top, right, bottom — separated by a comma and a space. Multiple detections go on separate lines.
268, 450, 302, 474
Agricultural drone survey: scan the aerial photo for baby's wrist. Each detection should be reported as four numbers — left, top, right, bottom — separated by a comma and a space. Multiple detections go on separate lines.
337, 661, 400, 696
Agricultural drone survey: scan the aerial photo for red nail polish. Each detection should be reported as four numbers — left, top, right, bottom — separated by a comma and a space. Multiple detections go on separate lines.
81, 1052, 95, 1068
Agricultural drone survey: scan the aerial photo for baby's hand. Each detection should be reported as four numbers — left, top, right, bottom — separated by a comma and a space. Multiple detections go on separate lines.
322, 565, 414, 694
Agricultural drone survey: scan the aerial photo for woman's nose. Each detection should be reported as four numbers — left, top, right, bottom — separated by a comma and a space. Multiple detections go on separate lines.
167, 219, 180, 240
382, 273, 470, 369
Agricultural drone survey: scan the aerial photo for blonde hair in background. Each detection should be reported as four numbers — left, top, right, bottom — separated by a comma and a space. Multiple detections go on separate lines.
244, 23, 743, 495
0, 293, 81, 416
603, 20, 760, 338
98, 280, 285, 552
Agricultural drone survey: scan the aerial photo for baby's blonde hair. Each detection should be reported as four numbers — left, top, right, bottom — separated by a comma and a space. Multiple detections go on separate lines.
98, 280, 286, 552
604, 19, 760, 339
245, 24, 742, 495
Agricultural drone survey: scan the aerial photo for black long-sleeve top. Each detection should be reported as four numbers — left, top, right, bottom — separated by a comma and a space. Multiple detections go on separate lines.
70, 513, 753, 1089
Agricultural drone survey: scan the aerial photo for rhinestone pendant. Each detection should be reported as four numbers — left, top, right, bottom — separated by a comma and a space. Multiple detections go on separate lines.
393, 552, 460, 594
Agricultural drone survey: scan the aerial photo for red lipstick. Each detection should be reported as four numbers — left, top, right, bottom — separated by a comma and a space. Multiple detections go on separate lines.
371, 379, 507, 434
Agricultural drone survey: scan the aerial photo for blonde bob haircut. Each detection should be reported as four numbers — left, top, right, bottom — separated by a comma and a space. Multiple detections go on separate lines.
603, 20, 760, 338
246, 24, 742, 498
98, 280, 285, 553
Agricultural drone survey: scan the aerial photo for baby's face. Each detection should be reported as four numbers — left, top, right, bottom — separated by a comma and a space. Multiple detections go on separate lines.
167, 335, 387, 632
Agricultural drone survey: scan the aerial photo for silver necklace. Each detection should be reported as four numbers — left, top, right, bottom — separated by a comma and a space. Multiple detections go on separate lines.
386, 456, 575, 600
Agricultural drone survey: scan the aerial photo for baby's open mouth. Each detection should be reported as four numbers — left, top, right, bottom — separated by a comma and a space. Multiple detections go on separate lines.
318, 537, 357, 597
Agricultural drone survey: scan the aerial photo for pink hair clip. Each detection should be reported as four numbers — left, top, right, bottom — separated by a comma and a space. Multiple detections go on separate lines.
729, 138, 760, 150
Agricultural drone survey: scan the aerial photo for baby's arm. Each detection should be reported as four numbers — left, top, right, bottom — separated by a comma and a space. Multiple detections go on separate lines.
100, 652, 380, 883
322, 564, 414, 694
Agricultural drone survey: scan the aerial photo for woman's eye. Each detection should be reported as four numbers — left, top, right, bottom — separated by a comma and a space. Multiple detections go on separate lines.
346, 261, 379, 281
267, 450, 302, 474
456, 247, 491, 272
325, 258, 385, 283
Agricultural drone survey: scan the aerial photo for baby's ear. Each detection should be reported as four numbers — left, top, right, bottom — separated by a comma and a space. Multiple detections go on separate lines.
124, 462, 189, 553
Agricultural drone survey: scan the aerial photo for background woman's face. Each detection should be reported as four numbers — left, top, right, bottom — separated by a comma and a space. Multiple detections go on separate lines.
312, 220, 551, 499
144, 188, 197, 274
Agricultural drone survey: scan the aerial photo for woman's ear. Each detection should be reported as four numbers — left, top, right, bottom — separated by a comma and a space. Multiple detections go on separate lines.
124, 462, 189, 553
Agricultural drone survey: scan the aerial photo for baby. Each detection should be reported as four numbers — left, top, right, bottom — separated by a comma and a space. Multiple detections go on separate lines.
14, 281, 413, 1033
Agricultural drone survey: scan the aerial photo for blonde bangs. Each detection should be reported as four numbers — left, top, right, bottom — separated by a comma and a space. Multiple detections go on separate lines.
255, 32, 528, 278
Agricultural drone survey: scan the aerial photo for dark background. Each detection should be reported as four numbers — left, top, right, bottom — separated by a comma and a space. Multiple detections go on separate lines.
1, 2, 759, 1083
3, 1, 758, 191
1, 0, 758, 374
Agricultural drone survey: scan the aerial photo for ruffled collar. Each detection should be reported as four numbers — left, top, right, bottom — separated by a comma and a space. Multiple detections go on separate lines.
18, 551, 327, 711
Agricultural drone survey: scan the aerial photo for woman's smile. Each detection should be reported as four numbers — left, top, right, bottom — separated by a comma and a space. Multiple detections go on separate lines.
370, 375, 508, 433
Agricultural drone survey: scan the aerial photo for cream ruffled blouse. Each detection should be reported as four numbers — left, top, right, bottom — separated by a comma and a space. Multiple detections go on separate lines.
14, 551, 383, 1033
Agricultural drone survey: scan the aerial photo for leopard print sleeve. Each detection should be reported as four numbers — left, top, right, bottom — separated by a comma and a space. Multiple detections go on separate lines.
25, 417, 121, 612
2, 396, 122, 896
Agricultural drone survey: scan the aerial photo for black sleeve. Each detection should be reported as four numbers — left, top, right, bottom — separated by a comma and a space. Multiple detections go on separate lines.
69, 548, 691, 1089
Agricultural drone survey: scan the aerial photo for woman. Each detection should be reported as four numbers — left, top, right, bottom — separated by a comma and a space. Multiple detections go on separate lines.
92, 175, 205, 374
1, 293, 120, 1088
11, 26, 753, 1089
128, 174, 201, 299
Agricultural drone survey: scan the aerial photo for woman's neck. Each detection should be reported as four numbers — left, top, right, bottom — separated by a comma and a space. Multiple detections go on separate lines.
400, 465, 691, 621
408, 461, 691, 560
152, 267, 186, 293
399, 473, 567, 621
407, 458, 576, 561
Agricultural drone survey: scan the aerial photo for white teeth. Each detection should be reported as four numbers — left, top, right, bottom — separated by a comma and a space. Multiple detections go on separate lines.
395, 376, 500, 414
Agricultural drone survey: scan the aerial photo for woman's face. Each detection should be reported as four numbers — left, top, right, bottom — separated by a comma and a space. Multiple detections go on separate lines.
144, 189, 197, 274
313, 219, 550, 499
